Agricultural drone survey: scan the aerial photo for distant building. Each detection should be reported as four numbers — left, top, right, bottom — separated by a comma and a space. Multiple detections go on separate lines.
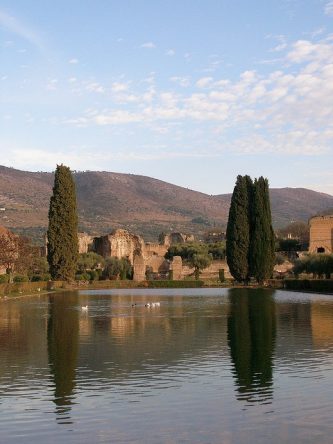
309, 215, 333, 254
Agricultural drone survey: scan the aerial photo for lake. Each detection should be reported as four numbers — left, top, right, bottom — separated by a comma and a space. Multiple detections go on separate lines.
0, 288, 333, 443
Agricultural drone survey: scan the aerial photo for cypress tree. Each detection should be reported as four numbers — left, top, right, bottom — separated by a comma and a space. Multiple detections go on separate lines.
226, 175, 253, 282
47, 165, 78, 281
249, 177, 275, 283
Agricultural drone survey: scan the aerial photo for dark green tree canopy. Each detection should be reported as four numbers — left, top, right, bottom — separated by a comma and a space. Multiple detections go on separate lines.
226, 175, 253, 282
47, 165, 78, 281
226, 175, 275, 283
249, 177, 275, 283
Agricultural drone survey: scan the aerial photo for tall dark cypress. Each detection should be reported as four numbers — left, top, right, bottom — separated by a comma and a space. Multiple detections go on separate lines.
249, 177, 275, 283
47, 165, 78, 281
226, 175, 253, 282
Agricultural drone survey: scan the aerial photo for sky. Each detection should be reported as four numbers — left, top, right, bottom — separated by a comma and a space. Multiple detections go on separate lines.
1, 0, 333, 195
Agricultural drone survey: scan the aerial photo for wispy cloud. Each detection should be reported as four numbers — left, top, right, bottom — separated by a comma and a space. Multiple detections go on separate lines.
0, 9, 44, 51
324, 1, 333, 16
69, 58, 79, 64
166, 49, 175, 56
141, 42, 156, 49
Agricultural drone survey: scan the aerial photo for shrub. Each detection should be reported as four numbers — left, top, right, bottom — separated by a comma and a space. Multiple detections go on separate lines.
13, 275, 29, 282
0, 274, 9, 283
31, 273, 51, 282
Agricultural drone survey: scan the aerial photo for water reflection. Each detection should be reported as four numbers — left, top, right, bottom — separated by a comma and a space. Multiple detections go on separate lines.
228, 289, 276, 404
47, 293, 79, 422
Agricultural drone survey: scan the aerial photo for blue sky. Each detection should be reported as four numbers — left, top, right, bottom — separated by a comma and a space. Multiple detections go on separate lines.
1, 0, 333, 194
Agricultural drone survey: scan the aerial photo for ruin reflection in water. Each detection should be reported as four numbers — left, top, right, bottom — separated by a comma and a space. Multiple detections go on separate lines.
1, 288, 333, 444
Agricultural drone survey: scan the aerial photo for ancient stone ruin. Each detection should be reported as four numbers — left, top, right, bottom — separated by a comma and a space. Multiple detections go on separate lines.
76, 229, 196, 281
309, 215, 333, 254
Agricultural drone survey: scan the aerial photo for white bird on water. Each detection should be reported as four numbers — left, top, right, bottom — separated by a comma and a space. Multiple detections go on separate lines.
81, 305, 88, 311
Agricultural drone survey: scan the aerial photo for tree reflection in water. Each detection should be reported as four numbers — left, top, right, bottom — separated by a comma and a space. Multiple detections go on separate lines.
47, 292, 79, 423
227, 288, 276, 404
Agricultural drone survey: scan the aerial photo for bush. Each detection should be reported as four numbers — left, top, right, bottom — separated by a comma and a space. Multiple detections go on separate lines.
102, 257, 133, 280
75, 273, 90, 281
0, 274, 9, 283
13, 275, 29, 283
31, 273, 51, 282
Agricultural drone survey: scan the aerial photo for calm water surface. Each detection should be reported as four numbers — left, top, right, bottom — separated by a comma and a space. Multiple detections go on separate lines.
1, 288, 333, 443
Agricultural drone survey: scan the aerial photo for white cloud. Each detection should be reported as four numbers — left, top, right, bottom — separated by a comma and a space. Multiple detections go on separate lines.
196, 77, 213, 88
85, 82, 104, 93
166, 49, 175, 56
324, 1, 333, 16
46, 78, 58, 91
94, 111, 143, 125
60, 34, 333, 159
111, 82, 128, 92
69, 58, 79, 64
170, 76, 190, 87
141, 42, 156, 49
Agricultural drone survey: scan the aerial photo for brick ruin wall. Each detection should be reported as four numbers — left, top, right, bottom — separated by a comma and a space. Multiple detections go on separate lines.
309, 216, 333, 254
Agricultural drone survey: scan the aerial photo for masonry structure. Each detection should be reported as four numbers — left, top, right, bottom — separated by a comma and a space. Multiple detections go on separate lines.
309, 215, 333, 254
76, 229, 194, 281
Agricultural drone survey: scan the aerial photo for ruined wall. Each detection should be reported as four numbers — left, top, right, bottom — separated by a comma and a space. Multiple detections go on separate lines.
93, 229, 145, 264
161, 232, 195, 248
145, 242, 168, 258
145, 255, 169, 274
182, 260, 232, 279
78, 232, 94, 254
133, 255, 146, 282
309, 216, 333, 254
171, 256, 182, 280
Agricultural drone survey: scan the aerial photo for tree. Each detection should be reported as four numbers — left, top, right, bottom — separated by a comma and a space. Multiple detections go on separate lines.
0, 231, 18, 278
47, 165, 78, 281
102, 257, 133, 280
77, 252, 105, 273
249, 177, 275, 283
189, 253, 212, 280
165, 242, 212, 279
226, 175, 253, 283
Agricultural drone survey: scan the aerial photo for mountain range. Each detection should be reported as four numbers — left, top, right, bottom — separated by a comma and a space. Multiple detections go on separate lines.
1, 165, 332, 243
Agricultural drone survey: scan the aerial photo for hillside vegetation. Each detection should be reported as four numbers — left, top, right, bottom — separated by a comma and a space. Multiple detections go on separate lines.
1, 165, 333, 242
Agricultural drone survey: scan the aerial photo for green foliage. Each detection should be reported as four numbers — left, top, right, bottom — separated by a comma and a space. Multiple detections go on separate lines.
226, 175, 253, 282
249, 177, 275, 283
75, 273, 91, 281
276, 238, 301, 252
165, 242, 213, 278
47, 165, 79, 281
77, 252, 105, 273
0, 274, 9, 283
293, 254, 333, 278
190, 253, 213, 279
31, 273, 51, 282
208, 241, 226, 259
226, 175, 275, 283
13, 274, 29, 282
102, 257, 133, 280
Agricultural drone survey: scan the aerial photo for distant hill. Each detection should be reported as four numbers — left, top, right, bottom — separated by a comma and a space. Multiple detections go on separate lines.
1, 165, 333, 243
